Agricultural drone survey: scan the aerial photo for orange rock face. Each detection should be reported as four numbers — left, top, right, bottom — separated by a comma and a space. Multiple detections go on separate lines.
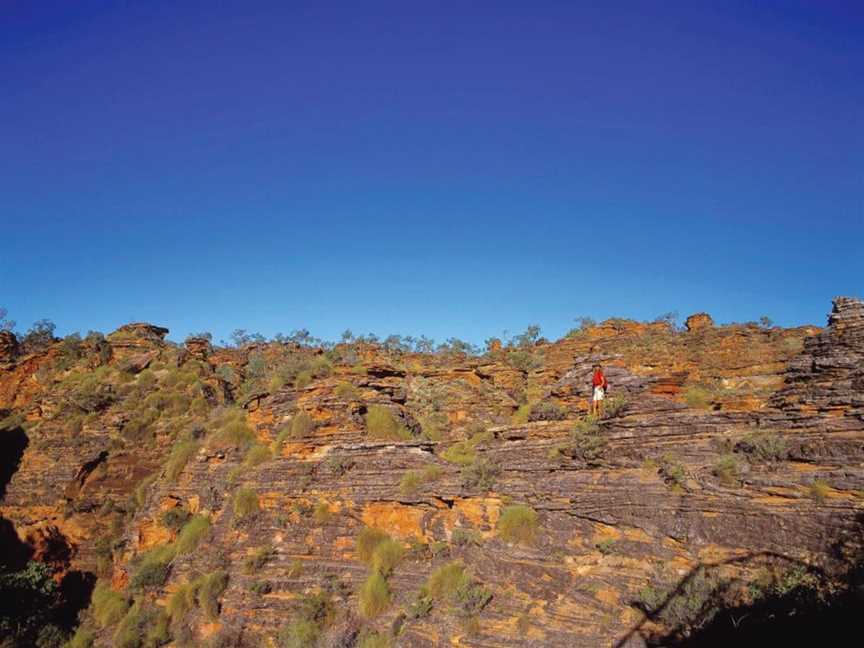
0, 302, 862, 648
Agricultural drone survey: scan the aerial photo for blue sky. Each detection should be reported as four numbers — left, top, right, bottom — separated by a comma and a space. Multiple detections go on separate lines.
1, 1, 861, 344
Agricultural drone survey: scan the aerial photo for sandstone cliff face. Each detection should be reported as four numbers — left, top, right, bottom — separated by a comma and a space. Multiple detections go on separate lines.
1, 300, 862, 647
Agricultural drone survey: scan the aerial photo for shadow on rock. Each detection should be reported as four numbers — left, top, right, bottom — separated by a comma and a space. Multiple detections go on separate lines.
615, 513, 864, 648
0, 424, 28, 500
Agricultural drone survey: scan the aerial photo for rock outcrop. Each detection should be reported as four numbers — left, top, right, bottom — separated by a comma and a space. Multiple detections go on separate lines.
183, 336, 212, 361
0, 303, 862, 647
685, 312, 714, 332
0, 330, 19, 364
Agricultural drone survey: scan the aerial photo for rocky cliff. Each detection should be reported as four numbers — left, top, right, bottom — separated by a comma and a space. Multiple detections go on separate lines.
0, 299, 862, 648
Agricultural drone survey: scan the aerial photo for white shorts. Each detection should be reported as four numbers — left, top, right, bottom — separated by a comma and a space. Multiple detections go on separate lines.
593, 387, 605, 401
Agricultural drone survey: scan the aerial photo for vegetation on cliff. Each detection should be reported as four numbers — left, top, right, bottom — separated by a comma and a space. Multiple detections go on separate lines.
0, 299, 862, 646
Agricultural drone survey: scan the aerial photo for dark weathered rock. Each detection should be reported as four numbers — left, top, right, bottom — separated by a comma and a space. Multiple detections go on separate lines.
770, 296, 864, 422
685, 312, 714, 331
0, 330, 18, 364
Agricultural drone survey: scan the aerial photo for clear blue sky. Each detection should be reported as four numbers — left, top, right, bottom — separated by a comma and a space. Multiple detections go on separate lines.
1, 1, 861, 344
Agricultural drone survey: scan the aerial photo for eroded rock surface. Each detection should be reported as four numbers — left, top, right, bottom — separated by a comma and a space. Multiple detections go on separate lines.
0, 300, 862, 647
0, 330, 19, 364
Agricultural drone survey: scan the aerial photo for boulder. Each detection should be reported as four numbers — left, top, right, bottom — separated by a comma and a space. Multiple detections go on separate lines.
0, 331, 18, 363
110, 322, 169, 342
184, 336, 212, 361
107, 322, 169, 364
685, 312, 714, 331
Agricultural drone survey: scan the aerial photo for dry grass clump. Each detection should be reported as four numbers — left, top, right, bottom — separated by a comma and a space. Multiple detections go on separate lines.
365, 405, 412, 441
399, 464, 444, 496
358, 572, 391, 618
497, 505, 538, 545
233, 487, 260, 520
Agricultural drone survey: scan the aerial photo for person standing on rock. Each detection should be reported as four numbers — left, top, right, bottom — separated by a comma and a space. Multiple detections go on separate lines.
591, 364, 608, 418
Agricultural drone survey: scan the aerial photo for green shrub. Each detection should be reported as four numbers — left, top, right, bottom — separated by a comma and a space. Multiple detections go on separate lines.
273, 424, 291, 453
196, 570, 229, 620
809, 479, 830, 503
312, 500, 334, 524
132, 473, 158, 510
452, 528, 482, 547
426, 561, 492, 618
358, 631, 393, 648
0, 410, 26, 431
159, 507, 191, 531
358, 572, 391, 618
370, 538, 404, 577
712, 453, 740, 486
324, 454, 354, 475
507, 349, 543, 372
215, 365, 235, 383
399, 464, 444, 496
278, 620, 320, 648
604, 395, 627, 417
658, 454, 687, 491
122, 408, 158, 442
527, 401, 566, 422
427, 561, 469, 600
365, 405, 412, 441
190, 395, 209, 415
144, 610, 170, 647
310, 356, 332, 378
497, 505, 538, 545
112, 600, 143, 648
511, 403, 531, 424
453, 580, 492, 618
441, 429, 491, 465
406, 591, 434, 619
244, 444, 273, 467
569, 417, 606, 463
573, 416, 599, 436
419, 411, 448, 441
335, 382, 359, 399
243, 545, 276, 574
249, 580, 273, 595
684, 385, 713, 409
294, 370, 312, 388
91, 582, 129, 627
268, 374, 286, 392
291, 411, 314, 438
595, 539, 616, 555
295, 591, 334, 629
460, 457, 500, 491
68, 374, 116, 413
165, 441, 199, 481
65, 626, 95, 648
287, 559, 304, 578
130, 545, 175, 590
356, 527, 389, 564
175, 515, 210, 554
739, 431, 788, 463
638, 569, 718, 630
110, 598, 168, 648
214, 418, 255, 450
441, 440, 476, 465
233, 487, 260, 520
166, 581, 196, 623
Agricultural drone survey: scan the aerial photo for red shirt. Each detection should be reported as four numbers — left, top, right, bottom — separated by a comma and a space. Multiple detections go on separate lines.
592, 370, 607, 388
